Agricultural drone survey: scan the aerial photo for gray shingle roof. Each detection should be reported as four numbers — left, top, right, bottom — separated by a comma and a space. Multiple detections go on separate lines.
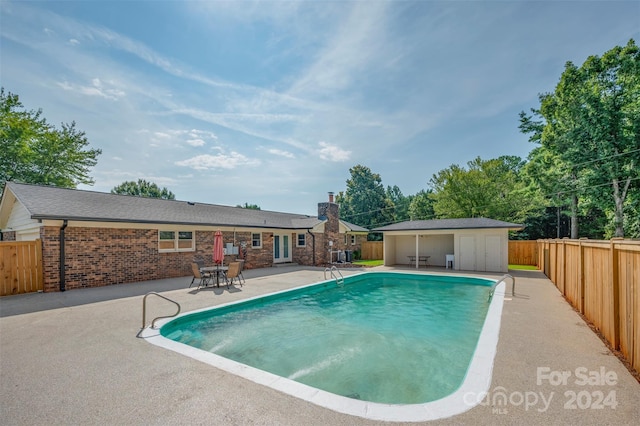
341, 220, 368, 233
5, 182, 324, 230
373, 218, 523, 231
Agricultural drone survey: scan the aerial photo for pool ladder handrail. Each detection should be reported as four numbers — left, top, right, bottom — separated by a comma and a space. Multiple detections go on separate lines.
488, 274, 515, 302
138, 292, 181, 335
324, 266, 344, 287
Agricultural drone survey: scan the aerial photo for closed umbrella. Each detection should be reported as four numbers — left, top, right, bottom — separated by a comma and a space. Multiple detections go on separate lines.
213, 230, 224, 266
213, 230, 225, 286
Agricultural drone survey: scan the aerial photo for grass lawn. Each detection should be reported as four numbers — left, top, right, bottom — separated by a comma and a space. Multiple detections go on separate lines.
352, 259, 384, 267
509, 264, 538, 270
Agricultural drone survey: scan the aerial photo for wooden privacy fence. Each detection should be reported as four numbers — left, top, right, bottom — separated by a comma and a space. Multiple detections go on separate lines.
508, 240, 538, 266
361, 241, 383, 260
538, 238, 639, 376
0, 240, 44, 296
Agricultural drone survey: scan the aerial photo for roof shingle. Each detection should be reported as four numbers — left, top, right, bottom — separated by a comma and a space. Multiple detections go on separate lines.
4, 182, 323, 230
373, 217, 522, 231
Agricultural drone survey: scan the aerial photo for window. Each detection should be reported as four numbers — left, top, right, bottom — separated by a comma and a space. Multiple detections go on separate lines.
178, 231, 193, 250
159, 231, 175, 250
159, 230, 194, 252
351, 235, 356, 245
297, 233, 306, 247
252, 233, 262, 248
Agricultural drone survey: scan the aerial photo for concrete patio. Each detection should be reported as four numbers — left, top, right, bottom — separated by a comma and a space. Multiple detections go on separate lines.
1, 266, 638, 425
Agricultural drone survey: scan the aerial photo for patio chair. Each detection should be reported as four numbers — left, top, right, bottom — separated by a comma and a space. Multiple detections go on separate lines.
190, 262, 212, 289
238, 259, 246, 284
225, 261, 243, 287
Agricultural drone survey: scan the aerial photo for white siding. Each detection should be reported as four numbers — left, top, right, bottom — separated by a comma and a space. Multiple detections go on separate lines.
6, 201, 41, 240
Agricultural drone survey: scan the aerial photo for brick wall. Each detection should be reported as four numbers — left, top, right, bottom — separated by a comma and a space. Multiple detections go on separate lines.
40, 227, 247, 292
37, 212, 367, 291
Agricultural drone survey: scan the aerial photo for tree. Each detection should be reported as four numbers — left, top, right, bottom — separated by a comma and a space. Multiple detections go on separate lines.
386, 185, 412, 222
111, 179, 175, 199
335, 165, 394, 229
520, 40, 640, 237
236, 202, 261, 210
0, 88, 101, 195
429, 156, 537, 224
408, 189, 435, 220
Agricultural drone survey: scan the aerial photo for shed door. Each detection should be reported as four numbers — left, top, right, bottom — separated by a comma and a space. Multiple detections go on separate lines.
459, 236, 476, 271
485, 235, 502, 272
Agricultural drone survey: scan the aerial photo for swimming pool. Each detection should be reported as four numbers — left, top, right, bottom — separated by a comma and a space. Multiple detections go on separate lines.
143, 271, 505, 422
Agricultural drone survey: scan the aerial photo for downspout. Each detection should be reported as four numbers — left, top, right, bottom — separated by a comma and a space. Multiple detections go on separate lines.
60, 220, 68, 292
307, 229, 316, 266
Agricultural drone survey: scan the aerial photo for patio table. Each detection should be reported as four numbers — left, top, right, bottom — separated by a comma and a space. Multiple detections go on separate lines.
407, 255, 430, 267
200, 266, 229, 287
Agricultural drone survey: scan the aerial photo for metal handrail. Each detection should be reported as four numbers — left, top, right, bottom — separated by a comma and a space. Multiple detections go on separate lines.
140, 292, 181, 332
324, 266, 344, 286
488, 274, 515, 302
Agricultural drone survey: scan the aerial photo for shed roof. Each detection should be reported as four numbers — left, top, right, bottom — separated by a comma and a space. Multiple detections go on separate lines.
1, 182, 326, 230
373, 217, 523, 232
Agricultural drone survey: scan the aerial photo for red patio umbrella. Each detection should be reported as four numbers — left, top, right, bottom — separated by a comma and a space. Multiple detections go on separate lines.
213, 230, 224, 266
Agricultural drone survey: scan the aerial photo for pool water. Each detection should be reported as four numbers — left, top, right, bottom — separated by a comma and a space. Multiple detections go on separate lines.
161, 272, 493, 404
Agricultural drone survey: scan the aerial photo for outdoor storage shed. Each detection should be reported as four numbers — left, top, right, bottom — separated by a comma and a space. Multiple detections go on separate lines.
373, 218, 523, 273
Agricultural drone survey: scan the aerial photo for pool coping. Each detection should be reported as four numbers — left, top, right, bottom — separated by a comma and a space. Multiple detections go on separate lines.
141, 271, 505, 422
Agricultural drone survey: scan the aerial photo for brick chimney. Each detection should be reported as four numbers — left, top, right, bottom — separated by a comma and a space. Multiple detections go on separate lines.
318, 192, 339, 232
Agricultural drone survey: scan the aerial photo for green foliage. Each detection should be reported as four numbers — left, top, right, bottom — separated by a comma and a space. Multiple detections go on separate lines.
111, 179, 175, 200
386, 185, 412, 222
336, 165, 394, 229
520, 40, 640, 238
0, 88, 101, 194
429, 156, 537, 224
236, 202, 261, 210
408, 189, 435, 220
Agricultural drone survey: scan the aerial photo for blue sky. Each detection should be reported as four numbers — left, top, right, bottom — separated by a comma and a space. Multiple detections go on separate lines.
1, 1, 638, 215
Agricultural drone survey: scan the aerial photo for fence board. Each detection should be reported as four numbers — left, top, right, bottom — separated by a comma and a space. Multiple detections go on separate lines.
564, 242, 581, 310
537, 238, 640, 376
508, 241, 538, 266
0, 240, 43, 296
361, 241, 383, 260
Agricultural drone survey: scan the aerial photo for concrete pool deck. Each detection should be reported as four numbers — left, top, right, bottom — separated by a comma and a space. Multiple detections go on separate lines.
1, 266, 638, 425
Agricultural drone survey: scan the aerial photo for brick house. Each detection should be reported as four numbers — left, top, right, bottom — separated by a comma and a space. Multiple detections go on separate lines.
0, 182, 368, 292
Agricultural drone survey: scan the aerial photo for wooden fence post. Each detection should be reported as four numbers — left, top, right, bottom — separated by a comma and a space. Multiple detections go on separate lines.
610, 238, 622, 350
578, 239, 585, 314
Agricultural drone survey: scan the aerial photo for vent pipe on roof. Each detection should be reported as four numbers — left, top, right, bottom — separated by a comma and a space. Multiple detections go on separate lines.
59, 220, 68, 292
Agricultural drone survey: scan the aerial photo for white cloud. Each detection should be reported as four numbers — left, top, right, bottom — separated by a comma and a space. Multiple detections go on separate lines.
287, 2, 390, 97
175, 152, 260, 170
318, 142, 351, 162
268, 148, 295, 159
186, 138, 205, 147
57, 78, 125, 100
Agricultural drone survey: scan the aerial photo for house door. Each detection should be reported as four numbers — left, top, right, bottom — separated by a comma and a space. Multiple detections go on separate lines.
273, 234, 291, 263
485, 235, 502, 272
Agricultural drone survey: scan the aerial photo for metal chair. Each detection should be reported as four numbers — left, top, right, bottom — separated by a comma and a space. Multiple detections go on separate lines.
189, 262, 212, 289
225, 262, 243, 287
238, 259, 246, 284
